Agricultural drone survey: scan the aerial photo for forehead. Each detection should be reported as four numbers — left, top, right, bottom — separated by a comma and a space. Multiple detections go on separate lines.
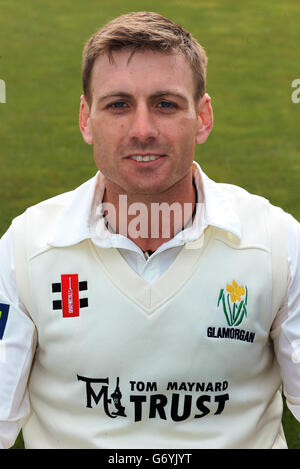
90, 49, 195, 99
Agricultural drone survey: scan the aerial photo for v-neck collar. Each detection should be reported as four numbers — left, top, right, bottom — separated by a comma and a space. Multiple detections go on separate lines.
89, 226, 212, 314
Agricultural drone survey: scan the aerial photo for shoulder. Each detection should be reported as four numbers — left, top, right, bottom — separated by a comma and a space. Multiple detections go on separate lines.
10, 175, 98, 258
12, 190, 74, 240
23, 188, 76, 217
216, 182, 288, 224
217, 182, 270, 207
213, 183, 292, 254
13, 175, 97, 230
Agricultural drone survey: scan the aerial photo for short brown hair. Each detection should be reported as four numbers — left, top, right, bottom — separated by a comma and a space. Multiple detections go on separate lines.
82, 11, 208, 105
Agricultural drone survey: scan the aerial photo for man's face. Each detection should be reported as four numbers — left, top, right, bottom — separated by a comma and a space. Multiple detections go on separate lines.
80, 49, 212, 196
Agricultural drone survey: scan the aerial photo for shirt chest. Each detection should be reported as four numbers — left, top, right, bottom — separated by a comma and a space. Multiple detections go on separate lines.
29, 237, 273, 381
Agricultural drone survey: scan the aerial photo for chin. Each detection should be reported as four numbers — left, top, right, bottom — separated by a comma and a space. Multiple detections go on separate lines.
126, 181, 172, 196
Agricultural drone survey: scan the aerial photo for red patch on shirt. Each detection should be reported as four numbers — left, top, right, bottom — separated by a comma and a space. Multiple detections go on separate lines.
61, 274, 79, 317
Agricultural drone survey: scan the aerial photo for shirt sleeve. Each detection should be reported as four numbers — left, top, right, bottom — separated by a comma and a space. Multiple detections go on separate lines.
0, 226, 37, 449
271, 211, 300, 422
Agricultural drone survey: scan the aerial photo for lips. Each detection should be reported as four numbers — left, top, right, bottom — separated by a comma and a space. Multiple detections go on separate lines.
126, 154, 167, 164
129, 155, 161, 162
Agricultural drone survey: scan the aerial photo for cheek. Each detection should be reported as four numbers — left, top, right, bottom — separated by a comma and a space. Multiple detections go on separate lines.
90, 117, 105, 142
91, 116, 126, 144
172, 117, 198, 148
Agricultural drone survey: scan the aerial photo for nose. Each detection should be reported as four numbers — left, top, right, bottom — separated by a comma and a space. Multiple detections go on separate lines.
128, 103, 159, 142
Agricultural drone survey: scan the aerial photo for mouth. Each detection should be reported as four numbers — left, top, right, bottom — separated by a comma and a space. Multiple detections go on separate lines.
125, 154, 167, 164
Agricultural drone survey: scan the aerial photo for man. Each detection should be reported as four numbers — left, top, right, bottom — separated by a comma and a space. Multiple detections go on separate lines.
0, 11, 299, 449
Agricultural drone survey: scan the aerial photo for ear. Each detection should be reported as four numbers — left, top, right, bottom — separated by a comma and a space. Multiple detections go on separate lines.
195, 93, 213, 144
79, 94, 93, 144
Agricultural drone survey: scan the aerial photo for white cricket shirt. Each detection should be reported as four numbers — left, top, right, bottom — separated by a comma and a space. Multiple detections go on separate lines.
0, 162, 299, 448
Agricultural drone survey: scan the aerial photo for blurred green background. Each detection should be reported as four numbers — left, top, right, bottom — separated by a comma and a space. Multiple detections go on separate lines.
0, 0, 299, 449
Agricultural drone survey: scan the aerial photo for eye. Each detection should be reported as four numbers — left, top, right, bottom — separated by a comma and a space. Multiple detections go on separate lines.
158, 101, 178, 110
107, 101, 128, 110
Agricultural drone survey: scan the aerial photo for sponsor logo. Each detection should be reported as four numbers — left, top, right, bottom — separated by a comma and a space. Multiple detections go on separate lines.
0, 303, 10, 340
52, 275, 88, 317
77, 376, 230, 422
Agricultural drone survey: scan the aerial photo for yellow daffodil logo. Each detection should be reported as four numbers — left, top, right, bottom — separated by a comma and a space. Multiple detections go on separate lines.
217, 280, 248, 327
227, 280, 245, 303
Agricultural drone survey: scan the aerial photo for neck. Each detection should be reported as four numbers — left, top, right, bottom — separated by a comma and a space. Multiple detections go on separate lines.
102, 171, 197, 252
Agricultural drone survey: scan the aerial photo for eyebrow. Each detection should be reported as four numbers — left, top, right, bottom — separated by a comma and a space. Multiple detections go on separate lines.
152, 90, 188, 102
96, 90, 188, 105
97, 92, 131, 104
